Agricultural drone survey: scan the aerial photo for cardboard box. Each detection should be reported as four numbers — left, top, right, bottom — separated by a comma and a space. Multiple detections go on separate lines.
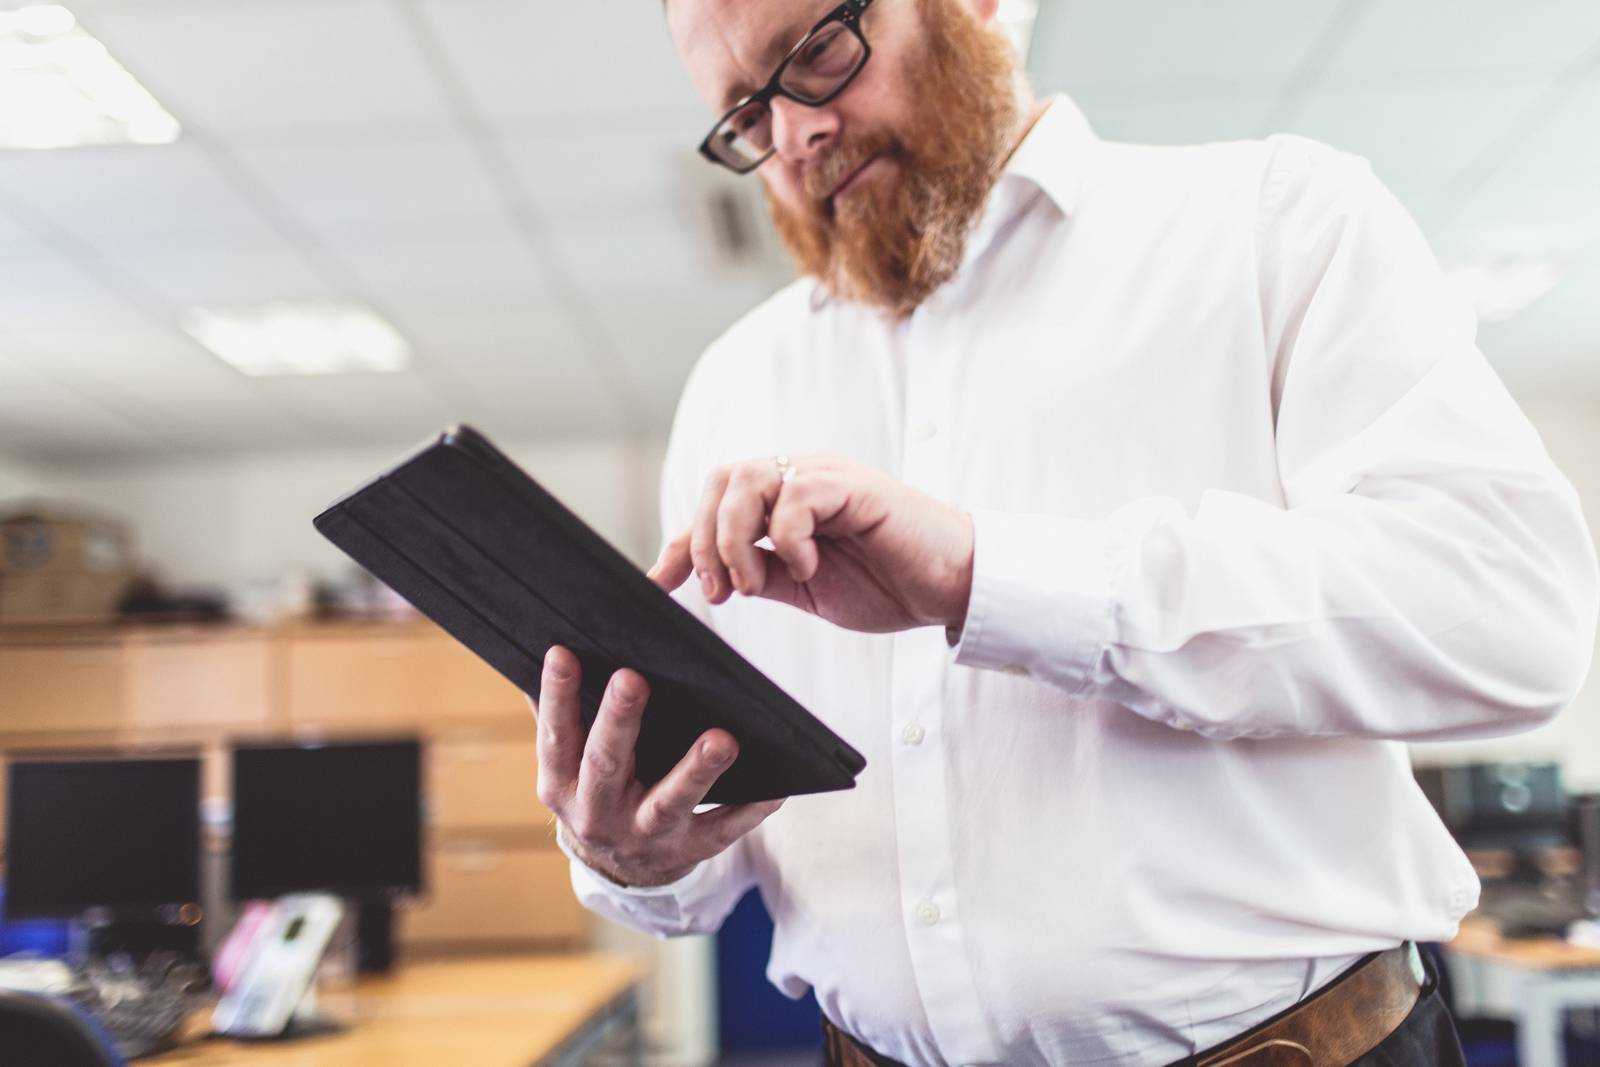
0, 570, 133, 625
0, 511, 133, 575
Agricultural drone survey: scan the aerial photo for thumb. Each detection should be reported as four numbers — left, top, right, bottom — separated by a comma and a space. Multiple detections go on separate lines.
648, 530, 695, 592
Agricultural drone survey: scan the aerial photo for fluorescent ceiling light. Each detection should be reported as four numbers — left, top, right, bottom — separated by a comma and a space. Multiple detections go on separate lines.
183, 303, 413, 377
996, 0, 1039, 60
0, 4, 181, 149
1442, 256, 1566, 325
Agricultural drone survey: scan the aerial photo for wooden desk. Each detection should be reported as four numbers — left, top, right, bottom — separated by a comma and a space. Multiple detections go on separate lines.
148, 953, 648, 1067
1444, 916, 1600, 1067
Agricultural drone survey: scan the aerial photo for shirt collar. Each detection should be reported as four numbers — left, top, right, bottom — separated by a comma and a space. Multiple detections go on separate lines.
960, 94, 1096, 270
1003, 93, 1095, 219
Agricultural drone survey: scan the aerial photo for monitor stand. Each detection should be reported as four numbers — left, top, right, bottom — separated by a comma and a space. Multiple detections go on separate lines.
355, 897, 396, 974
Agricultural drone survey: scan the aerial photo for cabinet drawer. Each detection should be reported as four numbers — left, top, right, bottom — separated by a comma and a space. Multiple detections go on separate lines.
285, 628, 528, 730
399, 845, 585, 947
284, 631, 424, 729
428, 732, 553, 838
125, 634, 275, 730
413, 635, 528, 724
0, 644, 126, 734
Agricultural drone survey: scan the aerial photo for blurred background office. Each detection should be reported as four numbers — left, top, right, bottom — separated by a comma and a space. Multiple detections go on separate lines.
0, 1, 1598, 1065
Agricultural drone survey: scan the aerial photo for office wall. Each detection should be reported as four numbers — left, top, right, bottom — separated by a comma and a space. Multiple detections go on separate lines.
0, 454, 36, 500
1410, 396, 1600, 790
15, 435, 671, 603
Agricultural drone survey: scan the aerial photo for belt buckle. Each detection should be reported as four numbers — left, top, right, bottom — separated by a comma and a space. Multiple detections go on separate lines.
1204, 1038, 1314, 1067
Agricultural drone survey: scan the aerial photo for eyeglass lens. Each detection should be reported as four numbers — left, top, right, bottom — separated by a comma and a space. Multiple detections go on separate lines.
706, 19, 867, 170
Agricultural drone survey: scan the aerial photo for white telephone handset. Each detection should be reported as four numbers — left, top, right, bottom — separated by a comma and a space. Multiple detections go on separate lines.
212, 893, 344, 1038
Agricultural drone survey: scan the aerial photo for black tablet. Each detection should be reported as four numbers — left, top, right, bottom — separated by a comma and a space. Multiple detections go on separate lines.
313, 426, 865, 804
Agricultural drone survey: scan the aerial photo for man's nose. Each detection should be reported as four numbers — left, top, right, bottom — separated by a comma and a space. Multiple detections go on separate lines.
769, 95, 838, 165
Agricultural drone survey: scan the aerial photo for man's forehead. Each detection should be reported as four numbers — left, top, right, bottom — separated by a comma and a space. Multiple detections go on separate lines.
668, 0, 839, 109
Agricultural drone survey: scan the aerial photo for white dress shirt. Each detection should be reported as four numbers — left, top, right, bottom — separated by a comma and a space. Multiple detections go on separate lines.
564, 96, 1600, 1066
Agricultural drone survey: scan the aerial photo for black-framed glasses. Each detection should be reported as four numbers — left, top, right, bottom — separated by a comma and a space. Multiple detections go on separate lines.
698, 0, 876, 174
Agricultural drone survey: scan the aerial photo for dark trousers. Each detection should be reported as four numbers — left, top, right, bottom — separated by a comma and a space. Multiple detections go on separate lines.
1345, 949, 1465, 1067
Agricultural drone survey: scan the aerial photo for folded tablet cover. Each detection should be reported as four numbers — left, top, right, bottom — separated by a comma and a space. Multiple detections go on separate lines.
313, 426, 865, 804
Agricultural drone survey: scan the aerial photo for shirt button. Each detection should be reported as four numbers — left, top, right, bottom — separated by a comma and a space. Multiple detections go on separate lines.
900, 722, 926, 746
914, 900, 941, 926
1002, 663, 1030, 677
913, 421, 939, 442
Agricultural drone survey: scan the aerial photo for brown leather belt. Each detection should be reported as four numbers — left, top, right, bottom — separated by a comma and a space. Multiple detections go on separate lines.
821, 944, 1423, 1067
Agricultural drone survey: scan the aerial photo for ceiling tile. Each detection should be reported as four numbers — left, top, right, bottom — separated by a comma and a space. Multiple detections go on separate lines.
1322, 0, 1600, 85
498, 129, 698, 220
0, 206, 37, 244
327, 223, 549, 301
0, 349, 160, 458
386, 295, 625, 435
77, 1, 456, 137
249, 371, 464, 444
1441, 76, 1600, 247
0, 142, 278, 243
545, 207, 711, 289
91, 232, 337, 308
417, 0, 703, 125
1465, 74, 1600, 193
1279, 81, 1553, 215
231, 134, 511, 241
0, 236, 146, 326
1028, 0, 1345, 92
1072, 91, 1282, 147
2, 332, 299, 453
589, 277, 782, 415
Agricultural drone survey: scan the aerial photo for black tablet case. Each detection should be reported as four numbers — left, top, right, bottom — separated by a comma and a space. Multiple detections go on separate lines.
313, 426, 865, 804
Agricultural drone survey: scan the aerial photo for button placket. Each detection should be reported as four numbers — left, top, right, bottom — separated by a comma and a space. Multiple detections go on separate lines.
882, 316, 998, 1065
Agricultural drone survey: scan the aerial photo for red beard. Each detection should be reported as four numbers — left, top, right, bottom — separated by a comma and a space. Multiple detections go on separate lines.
766, 0, 1020, 318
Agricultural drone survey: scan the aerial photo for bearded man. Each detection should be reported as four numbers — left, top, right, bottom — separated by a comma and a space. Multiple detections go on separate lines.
528, 1, 1600, 1064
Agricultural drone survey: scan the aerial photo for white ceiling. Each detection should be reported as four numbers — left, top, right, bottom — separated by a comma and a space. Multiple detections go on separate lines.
0, 0, 1596, 462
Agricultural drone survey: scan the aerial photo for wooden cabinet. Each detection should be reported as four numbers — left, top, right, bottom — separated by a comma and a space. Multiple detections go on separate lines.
0, 640, 126, 734
283, 628, 425, 730
427, 731, 553, 838
125, 631, 276, 731
412, 637, 528, 724
0, 622, 581, 951
283, 625, 526, 730
399, 844, 585, 949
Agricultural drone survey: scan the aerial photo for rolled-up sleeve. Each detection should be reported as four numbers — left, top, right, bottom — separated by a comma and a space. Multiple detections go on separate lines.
955, 136, 1599, 741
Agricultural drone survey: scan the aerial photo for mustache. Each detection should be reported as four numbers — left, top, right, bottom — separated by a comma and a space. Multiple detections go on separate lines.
802, 132, 900, 209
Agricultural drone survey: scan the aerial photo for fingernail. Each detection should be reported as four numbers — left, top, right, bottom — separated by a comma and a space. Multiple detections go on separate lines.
728, 566, 743, 593
700, 572, 714, 597
702, 739, 730, 764
544, 648, 569, 677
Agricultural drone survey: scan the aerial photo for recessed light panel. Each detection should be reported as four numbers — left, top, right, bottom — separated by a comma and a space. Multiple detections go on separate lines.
183, 303, 413, 377
1442, 257, 1567, 325
0, 5, 181, 149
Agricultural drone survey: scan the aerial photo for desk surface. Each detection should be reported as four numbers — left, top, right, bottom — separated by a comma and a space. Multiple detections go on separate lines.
148, 953, 648, 1067
1448, 916, 1600, 971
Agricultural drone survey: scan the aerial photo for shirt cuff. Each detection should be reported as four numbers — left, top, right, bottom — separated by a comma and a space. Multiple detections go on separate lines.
557, 821, 708, 900
950, 510, 1115, 690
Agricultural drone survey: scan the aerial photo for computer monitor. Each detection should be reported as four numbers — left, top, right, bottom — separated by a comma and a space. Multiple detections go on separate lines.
4, 757, 202, 920
230, 739, 422, 901
1415, 761, 1569, 851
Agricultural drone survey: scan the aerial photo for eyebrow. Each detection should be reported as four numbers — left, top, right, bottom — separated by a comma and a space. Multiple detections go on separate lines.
717, 4, 828, 111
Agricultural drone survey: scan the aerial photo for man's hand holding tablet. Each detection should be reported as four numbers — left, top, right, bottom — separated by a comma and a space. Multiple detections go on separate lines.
529, 645, 783, 888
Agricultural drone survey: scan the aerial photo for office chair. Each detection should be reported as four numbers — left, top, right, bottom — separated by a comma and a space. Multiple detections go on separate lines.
0, 988, 122, 1067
